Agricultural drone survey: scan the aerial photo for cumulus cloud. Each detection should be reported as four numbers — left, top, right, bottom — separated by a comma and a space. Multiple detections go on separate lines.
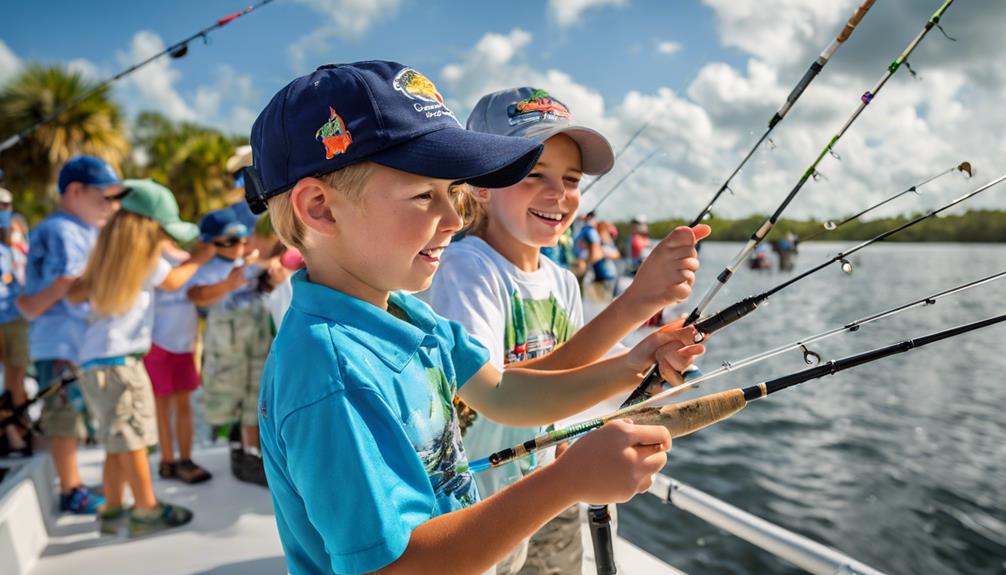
0, 40, 22, 86
547, 0, 628, 28
437, 0, 1006, 222
116, 30, 198, 122
288, 0, 402, 72
656, 41, 682, 56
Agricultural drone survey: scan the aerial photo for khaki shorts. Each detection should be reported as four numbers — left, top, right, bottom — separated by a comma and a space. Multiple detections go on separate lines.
1, 317, 30, 368
79, 359, 157, 454
517, 503, 584, 575
202, 304, 272, 427
36, 359, 86, 440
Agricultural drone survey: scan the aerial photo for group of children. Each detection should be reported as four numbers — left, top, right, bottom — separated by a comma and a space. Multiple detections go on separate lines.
1, 152, 300, 537
250, 62, 710, 575
4, 58, 711, 573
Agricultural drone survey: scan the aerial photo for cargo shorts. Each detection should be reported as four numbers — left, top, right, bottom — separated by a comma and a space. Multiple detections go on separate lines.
202, 303, 272, 428
35, 359, 87, 440
78, 358, 157, 454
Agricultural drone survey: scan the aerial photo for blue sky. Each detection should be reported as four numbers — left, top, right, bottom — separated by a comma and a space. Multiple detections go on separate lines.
2, 0, 1004, 220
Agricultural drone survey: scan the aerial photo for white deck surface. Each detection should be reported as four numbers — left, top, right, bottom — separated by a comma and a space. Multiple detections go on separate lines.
26, 445, 681, 574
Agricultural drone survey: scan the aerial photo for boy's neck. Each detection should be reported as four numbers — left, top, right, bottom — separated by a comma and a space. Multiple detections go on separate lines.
479, 224, 540, 273
303, 251, 391, 310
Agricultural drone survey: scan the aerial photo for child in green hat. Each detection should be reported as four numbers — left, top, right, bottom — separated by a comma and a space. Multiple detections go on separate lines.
68, 179, 215, 537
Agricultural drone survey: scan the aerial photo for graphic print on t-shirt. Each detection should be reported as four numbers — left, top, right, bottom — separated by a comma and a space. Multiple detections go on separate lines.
503, 291, 574, 366
408, 366, 477, 507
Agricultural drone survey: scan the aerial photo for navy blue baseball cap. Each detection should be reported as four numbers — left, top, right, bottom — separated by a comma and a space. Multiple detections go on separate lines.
246, 60, 544, 214
199, 207, 249, 242
57, 155, 121, 194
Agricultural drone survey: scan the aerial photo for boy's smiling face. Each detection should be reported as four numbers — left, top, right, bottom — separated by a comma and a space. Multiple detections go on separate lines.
483, 134, 582, 253
302, 165, 463, 307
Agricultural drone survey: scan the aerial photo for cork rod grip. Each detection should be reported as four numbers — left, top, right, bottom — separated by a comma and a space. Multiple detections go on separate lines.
838, 0, 876, 43
620, 388, 747, 439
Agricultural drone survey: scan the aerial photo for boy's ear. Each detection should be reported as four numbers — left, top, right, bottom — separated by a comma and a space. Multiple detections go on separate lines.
474, 187, 491, 203
290, 177, 340, 237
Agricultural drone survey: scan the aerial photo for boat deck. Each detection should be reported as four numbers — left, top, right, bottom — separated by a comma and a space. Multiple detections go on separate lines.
21, 445, 681, 574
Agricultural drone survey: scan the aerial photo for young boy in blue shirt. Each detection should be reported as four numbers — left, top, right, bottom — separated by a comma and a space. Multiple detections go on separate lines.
16, 155, 125, 514
248, 61, 700, 575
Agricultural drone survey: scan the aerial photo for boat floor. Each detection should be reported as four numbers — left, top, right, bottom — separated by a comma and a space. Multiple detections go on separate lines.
28, 445, 682, 574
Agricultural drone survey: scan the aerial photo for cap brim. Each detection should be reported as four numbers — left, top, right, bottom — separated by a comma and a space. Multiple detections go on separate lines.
368, 126, 543, 189
164, 221, 200, 244
519, 124, 615, 177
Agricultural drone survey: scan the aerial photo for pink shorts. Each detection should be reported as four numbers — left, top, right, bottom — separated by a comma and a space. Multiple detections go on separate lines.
143, 344, 201, 397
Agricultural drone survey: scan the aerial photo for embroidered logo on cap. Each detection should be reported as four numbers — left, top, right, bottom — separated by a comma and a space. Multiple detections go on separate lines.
507, 89, 572, 126
392, 68, 460, 125
315, 106, 353, 159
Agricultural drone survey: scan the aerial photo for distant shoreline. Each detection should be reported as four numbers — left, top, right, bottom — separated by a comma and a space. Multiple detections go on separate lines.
617, 209, 1006, 243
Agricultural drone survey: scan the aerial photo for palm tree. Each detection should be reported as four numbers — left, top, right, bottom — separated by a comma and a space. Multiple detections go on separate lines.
130, 112, 246, 220
0, 64, 130, 221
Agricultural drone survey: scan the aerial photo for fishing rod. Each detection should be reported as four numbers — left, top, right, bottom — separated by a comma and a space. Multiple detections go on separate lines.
0, 370, 79, 429
618, 0, 959, 410
690, 0, 877, 227
467, 269, 1005, 473
587, 150, 660, 215
802, 161, 974, 242
0, 0, 278, 156
581, 121, 651, 195
618, 171, 1005, 407
679, 0, 957, 330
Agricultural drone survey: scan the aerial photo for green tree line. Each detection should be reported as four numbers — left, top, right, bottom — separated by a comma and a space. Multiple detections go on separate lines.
630, 210, 1006, 243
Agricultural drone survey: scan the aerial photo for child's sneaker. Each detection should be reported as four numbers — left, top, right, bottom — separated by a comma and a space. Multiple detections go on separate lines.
128, 502, 193, 538
59, 485, 105, 514
98, 506, 128, 536
234, 451, 268, 487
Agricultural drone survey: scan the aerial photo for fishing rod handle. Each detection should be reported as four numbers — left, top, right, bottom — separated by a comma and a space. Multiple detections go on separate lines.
838, 0, 876, 43
625, 388, 747, 439
694, 296, 762, 338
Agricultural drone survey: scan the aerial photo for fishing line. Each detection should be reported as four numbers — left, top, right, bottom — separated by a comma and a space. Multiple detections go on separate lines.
0, 0, 278, 156
690, 0, 877, 227
467, 270, 1006, 472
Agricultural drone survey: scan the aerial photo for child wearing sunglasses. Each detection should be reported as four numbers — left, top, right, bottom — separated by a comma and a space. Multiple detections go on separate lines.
185, 206, 273, 486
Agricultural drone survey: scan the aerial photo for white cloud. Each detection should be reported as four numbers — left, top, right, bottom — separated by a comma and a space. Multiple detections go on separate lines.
288, 0, 402, 72
656, 41, 682, 56
0, 40, 22, 86
116, 30, 197, 122
437, 3, 1006, 223
66, 58, 101, 81
548, 0, 628, 28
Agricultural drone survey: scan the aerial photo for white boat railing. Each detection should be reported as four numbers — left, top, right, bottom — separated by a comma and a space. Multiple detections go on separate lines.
646, 474, 887, 575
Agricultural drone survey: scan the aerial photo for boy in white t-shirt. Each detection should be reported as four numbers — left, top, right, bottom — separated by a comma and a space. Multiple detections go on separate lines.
421, 87, 710, 574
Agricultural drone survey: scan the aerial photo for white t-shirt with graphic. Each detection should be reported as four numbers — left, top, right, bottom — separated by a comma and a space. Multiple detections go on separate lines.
419, 235, 583, 497
79, 258, 172, 365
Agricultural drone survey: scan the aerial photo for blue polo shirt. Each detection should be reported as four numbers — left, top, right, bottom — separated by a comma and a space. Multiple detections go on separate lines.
24, 211, 97, 363
259, 270, 489, 575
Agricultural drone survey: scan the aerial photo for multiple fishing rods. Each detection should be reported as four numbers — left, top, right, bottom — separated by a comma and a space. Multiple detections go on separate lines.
581, 121, 651, 196
801, 161, 974, 242
689, 0, 876, 227
0, 0, 278, 156
618, 171, 1004, 408
468, 269, 1006, 472
621, 0, 959, 410
587, 150, 660, 215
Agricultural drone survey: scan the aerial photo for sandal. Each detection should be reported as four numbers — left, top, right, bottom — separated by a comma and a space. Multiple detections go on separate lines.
158, 461, 178, 480
176, 459, 212, 484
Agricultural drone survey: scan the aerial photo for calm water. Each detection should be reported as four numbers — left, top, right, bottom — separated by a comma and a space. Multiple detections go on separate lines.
605, 242, 1006, 575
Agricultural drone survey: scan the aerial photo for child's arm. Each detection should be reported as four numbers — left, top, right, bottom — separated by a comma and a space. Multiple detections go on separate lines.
15, 276, 76, 318
524, 225, 710, 372
458, 324, 703, 427
377, 420, 670, 575
159, 241, 216, 291
186, 265, 247, 306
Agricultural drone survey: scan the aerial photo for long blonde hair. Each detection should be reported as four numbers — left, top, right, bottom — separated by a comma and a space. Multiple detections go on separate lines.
80, 210, 165, 316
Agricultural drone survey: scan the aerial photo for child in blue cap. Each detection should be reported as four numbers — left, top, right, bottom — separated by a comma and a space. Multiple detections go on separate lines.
16, 155, 125, 514
69, 179, 214, 536
247, 61, 697, 575
186, 206, 273, 485
421, 87, 709, 574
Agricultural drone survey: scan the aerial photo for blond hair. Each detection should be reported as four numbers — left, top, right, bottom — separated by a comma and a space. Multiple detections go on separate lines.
81, 210, 164, 316
268, 162, 376, 250
458, 188, 489, 237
